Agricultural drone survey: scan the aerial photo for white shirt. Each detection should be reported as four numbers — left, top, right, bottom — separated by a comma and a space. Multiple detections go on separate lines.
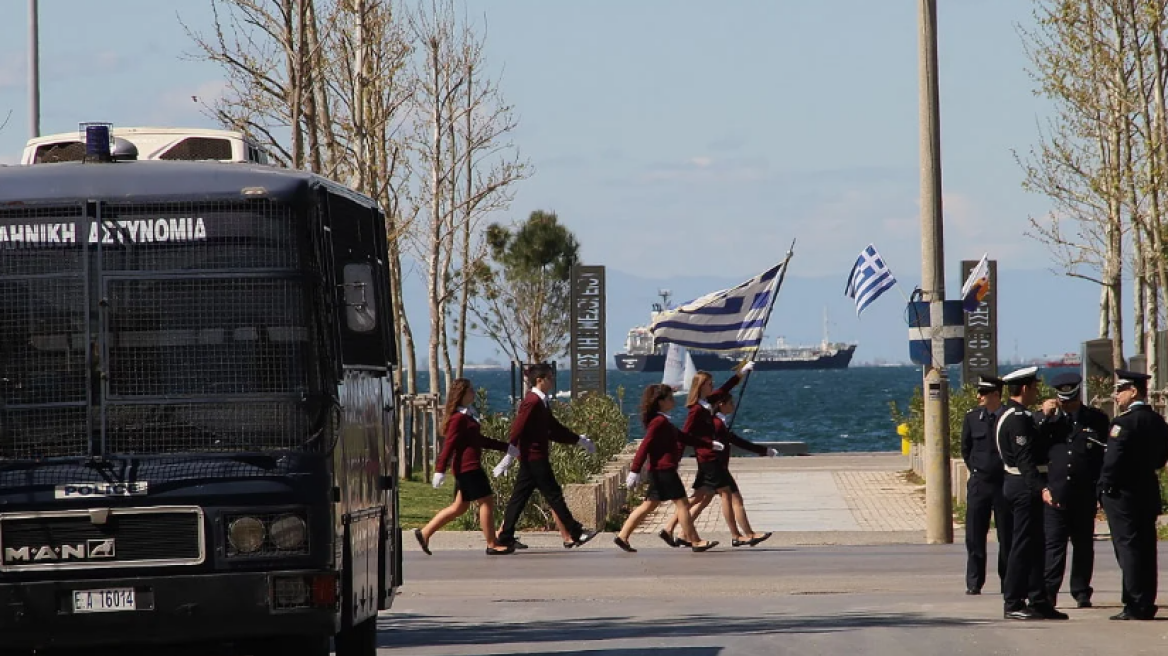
532, 386, 550, 406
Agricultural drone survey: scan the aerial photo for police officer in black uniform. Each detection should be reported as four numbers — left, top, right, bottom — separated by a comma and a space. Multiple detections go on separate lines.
1038, 371, 1109, 609
996, 366, 1068, 620
1098, 369, 1168, 620
960, 374, 1012, 596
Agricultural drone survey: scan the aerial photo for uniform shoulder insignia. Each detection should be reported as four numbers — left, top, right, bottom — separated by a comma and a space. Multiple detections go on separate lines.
1015, 435, 1028, 446
1021, 410, 1032, 417
1110, 425, 1122, 437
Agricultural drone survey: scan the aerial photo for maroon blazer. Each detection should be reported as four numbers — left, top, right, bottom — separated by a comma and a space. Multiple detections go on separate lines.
712, 414, 767, 467
507, 391, 581, 462
435, 411, 510, 475
632, 414, 713, 473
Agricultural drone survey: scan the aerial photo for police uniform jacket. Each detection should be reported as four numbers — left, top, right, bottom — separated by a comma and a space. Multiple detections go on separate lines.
1098, 403, 1168, 515
1038, 404, 1109, 506
961, 406, 1004, 479
996, 399, 1049, 495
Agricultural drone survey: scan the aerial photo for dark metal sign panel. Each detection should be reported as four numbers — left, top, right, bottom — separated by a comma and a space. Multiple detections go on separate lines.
960, 258, 998, 387
569, 265, 606, 400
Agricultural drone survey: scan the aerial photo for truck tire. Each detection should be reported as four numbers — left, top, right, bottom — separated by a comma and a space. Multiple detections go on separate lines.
334, 616, 378, 656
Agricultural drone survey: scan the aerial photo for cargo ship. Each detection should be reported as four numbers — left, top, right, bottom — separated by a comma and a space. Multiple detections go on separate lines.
613, 290, 857, 372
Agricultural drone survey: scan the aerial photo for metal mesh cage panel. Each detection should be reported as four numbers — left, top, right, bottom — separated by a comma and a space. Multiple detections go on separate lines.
98, 202, 300, 271
106, 277, 310, 398
105, 401, 318, 454
0, 205, 90, 460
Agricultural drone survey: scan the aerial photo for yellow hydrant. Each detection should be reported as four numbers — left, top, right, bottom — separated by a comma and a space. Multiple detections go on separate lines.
897, 423, 911, 455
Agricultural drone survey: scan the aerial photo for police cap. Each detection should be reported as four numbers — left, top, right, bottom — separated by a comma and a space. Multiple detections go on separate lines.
1049, 372, 1082, 401
1001, 366, 1039, 386
976, 375, 1004, 395
1114, 369, 1151, 392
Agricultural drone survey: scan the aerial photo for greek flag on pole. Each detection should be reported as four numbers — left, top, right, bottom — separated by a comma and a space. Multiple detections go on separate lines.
648, 263, 784, 351
845, 244, 897, 317
960, 253, 991, 312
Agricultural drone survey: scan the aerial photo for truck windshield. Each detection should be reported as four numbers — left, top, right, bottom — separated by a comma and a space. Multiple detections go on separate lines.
0, 201, 325, 460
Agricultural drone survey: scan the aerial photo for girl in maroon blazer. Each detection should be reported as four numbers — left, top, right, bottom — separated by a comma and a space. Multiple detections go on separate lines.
613, 384, 722, 553
660, 362, 754, 546
415, 378, 515, 556
699, 391, 776, 546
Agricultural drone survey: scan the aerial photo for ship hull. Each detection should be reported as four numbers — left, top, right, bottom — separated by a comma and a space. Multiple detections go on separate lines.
613, 346, 855, 372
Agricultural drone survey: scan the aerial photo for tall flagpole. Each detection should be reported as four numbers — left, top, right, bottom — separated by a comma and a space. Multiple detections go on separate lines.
727, 239, 796, 432
29, 0, 40, 139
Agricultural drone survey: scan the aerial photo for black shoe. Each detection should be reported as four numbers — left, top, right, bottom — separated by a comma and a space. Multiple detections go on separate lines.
748, 532, 773, 546
1111, 608, 1156, 621
1004, 607, 1043, 620
1032, 604, 1069, 620
657, 529, 678, 547
965, 589, 981, 596
691, 540, 719, 553
413, 529, 432, 556
613, 536, 637, 553
571, 529, 598, 548
675, 538, 692, 548
486, 544, 515, 556
498, 538, 528, 550
563, 541, 575, 549
1076, 599, 1092, 609
732, 538, 751, 547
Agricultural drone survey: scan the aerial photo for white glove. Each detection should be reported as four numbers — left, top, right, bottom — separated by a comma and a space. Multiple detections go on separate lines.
626, 471, 640, 488
767, 448, 779, 458
712, 440, 725, 452
431, 472, 446, 488
506, 444, 520, 459
741, 361, 755, 373
493, 454, 515, 478
578, 435, 596, 454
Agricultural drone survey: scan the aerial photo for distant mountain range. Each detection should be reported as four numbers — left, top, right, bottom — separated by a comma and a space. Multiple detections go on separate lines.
397, 263, 1112, 369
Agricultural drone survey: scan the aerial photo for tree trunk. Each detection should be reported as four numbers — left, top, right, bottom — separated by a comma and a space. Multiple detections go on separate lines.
427, 35, 443, 399
455, 64, 473, 379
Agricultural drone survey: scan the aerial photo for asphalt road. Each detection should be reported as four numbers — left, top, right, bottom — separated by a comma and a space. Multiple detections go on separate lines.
376, 540, 1168, 656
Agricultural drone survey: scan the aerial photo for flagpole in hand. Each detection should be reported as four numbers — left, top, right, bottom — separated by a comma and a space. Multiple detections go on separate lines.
727, 239, 796, 433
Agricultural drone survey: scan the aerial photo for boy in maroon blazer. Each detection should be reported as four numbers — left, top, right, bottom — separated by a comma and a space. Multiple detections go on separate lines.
494, 363, 598, 549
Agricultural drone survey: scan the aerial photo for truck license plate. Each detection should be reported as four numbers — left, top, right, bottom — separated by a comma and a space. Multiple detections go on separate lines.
73, 588, 136, 613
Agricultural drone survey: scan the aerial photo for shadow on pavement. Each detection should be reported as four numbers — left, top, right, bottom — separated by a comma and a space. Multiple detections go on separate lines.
457, 649, 723, 656
375, 610, 983, 649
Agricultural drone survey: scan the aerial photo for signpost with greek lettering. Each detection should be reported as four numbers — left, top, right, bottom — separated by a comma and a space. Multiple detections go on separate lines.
569, 265, 606, 400
960, 258, 997, 387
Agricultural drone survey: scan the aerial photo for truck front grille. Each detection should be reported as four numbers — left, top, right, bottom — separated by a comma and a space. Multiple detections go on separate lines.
0, 506, 204, 572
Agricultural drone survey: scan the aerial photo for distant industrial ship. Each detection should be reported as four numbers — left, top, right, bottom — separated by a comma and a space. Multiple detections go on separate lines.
613, 291, 858, 373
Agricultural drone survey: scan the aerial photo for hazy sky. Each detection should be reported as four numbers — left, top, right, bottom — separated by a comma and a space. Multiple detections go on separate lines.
0, 1, 1125, 363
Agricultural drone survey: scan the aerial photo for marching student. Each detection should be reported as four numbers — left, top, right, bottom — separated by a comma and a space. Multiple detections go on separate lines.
659, 363, 754, 546
614, 383, 722, 553
415, 378, 516, 556
493, 363, 598, 550
702, 391, 777, 546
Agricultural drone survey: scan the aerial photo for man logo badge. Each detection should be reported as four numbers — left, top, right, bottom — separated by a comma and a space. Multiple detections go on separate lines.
4, 539, 116, 563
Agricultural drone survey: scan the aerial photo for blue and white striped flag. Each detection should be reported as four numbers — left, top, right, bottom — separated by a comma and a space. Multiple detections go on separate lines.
845, 244, 897, 317
648, 263, 785, 351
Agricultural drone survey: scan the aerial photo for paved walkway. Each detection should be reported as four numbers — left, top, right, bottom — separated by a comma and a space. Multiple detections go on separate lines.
635, 452, 925, 536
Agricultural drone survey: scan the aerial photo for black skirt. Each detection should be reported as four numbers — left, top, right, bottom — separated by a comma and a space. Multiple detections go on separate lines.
647, 469, 689, 502
454, 468, 494, 502
693, 461, 738, 493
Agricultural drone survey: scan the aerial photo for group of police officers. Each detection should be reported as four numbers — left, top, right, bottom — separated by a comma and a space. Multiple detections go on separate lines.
961, 366, 1168, 620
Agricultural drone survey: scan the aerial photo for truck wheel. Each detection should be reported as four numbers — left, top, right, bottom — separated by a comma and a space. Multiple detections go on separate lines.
334, 616, 378, 656
254, 635, 331, 656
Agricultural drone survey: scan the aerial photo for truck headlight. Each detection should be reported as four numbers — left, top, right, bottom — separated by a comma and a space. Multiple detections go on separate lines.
270, 514, 308, 550
228, 516, 266, 554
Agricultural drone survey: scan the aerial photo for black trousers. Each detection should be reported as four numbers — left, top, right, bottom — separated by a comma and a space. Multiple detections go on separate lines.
1102, 494, 1159, 614
1002, 474, 1049, 609
965, 473, 1013, 593
1043, 489, 1098, 604
497, 458, 583, 544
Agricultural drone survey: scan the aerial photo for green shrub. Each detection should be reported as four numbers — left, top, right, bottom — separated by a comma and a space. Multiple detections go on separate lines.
451, 386, 631, 531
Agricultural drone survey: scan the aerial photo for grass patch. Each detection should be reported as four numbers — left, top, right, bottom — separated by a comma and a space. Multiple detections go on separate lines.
399, 474, 455, 530
953, 500, 967, 525
902, 470, 925, 486
1159, 523, 1168, 542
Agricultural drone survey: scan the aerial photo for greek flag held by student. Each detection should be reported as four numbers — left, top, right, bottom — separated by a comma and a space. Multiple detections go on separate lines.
844, 244, 897, 317
648, 262, 785, 351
